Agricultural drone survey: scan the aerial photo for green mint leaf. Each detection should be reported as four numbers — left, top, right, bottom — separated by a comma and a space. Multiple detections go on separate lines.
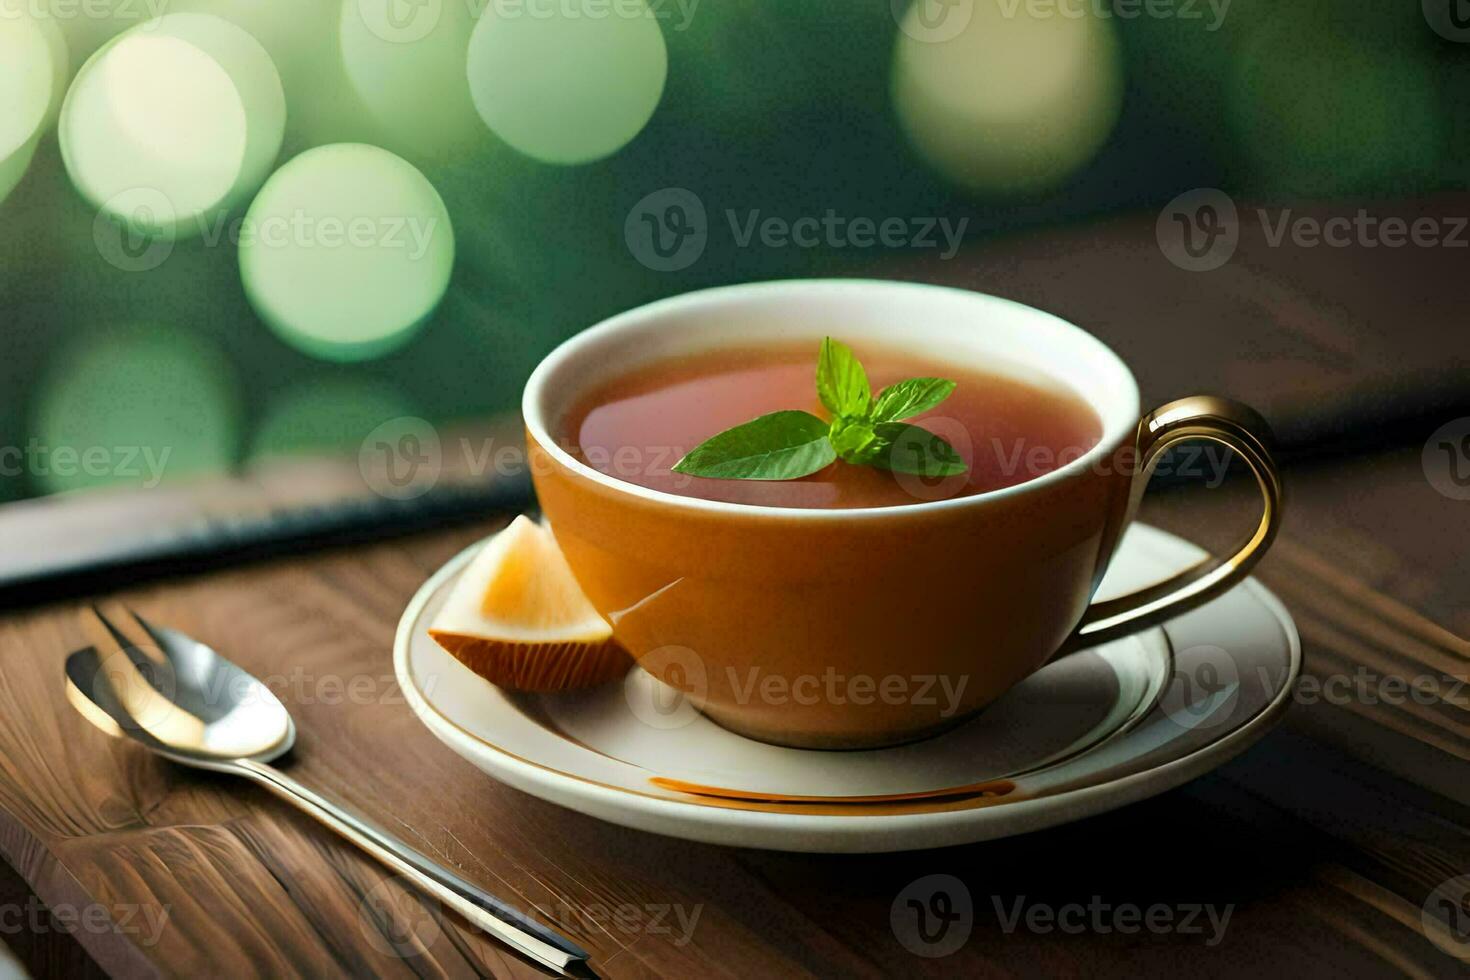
816, 337, 870, 419
672, 411, 837, 481
865, 422, 968, 478
828, 417, 877, 461
872, 377, 956, 423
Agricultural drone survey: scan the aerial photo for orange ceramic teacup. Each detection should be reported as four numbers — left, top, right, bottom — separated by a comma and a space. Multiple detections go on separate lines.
525, 280, 1282, 749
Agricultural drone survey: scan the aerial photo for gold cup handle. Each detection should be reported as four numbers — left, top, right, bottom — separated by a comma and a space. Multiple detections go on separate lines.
1066, 395, 1284, 650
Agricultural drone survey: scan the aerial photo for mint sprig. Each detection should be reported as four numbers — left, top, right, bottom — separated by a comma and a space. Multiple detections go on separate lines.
672, 339, 968, 482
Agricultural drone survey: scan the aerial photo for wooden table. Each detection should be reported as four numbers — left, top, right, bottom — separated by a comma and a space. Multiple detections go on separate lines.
5, 202, 1470, 976
0, 440, 1468, 979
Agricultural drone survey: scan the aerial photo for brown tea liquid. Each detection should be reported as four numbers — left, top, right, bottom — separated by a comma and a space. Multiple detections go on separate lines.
562, 343, 1102, 509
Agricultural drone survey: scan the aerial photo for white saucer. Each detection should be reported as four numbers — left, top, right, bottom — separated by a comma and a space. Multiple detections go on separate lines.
395, 524, 1300, 852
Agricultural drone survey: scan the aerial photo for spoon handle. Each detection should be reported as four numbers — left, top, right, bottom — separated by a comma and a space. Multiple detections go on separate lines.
235, 759, 593, 977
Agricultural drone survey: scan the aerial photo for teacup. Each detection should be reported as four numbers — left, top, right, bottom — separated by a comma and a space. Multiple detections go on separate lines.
525, 280, 1282, 749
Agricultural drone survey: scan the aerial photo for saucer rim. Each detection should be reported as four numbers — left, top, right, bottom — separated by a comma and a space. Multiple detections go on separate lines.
395, 524, 1301, 852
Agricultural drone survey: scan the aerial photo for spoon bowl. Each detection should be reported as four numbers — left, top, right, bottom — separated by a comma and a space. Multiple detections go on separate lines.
67, 613, 296, 766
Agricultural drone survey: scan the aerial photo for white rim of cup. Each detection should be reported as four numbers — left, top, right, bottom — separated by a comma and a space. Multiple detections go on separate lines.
522, 278, 1141, 521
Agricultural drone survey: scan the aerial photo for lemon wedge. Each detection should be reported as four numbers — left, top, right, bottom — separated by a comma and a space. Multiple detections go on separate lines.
429, 516, 630, 691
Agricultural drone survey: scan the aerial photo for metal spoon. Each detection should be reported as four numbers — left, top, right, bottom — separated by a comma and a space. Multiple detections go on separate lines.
65, 604, 595, 978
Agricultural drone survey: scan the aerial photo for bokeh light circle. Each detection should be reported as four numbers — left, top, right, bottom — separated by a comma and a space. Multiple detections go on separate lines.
0, 10, 65, 203
238, 143, 455, 362
0, 140, 38, 207
340, 0, 482, 156
891, 1, 1123, 195
0, 9, 66, 151
29, 323, 240, 495
31, 0, 154, 61
59, 13, 285, 239
466, 0, 668, 165
168, 0, 376, 149
31, 9, 69, 129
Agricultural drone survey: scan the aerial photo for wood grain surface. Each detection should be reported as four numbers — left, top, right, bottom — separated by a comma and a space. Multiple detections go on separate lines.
897, 193, 1470, 454
0, 441, 1469, 978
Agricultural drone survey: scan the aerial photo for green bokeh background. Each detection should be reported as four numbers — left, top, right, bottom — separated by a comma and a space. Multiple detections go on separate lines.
0, 0, 1463, 503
